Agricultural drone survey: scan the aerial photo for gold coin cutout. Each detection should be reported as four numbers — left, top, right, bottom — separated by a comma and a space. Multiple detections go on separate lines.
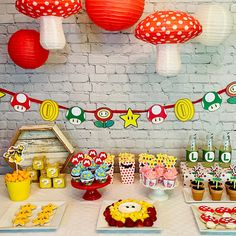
40, 100, 59, 121
174, 98, 195, 122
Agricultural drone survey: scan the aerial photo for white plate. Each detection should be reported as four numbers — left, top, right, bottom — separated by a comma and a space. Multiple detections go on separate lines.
96, 200, 161, 232
0, 201, 66, 231
191, 203, 236, 233
183, 187, 236, 203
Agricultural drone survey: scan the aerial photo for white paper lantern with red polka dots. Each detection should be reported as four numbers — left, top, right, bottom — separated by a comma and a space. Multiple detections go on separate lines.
15, 0, 82, 50
135, 10, 202, 77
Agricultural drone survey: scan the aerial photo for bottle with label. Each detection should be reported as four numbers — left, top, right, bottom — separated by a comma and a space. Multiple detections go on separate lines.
219, 132, 232, 164
202, 133, 215, 163
186, 134, 199, 163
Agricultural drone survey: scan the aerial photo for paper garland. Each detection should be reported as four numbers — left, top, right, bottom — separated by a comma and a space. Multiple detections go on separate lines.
0, 82, 234, 129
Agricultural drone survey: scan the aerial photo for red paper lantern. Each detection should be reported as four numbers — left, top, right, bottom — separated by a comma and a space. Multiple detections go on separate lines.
85, 0, 145, 31
8, 30, 49, 69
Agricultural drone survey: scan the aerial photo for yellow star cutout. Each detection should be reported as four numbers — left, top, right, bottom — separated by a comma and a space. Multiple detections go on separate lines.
120, 108, 141, 128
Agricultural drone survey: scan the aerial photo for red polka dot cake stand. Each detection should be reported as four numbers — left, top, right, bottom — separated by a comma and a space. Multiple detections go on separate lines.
140, 179, 178, 202
71, 176, 111, 201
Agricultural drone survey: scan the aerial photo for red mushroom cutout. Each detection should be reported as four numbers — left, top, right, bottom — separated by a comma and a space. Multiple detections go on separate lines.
10, 93, 31, 112
147, 104, 167, 124
71, 152, 84, 165
94, 156, 103, 165
135, 11, 202, 76
99, 152, 107, 160
15, 0, 82, 50
82, 158, 92, 167
88, 150, 97, 159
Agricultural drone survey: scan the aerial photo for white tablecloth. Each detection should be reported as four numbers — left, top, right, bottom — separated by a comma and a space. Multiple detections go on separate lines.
0, 174, 204, 236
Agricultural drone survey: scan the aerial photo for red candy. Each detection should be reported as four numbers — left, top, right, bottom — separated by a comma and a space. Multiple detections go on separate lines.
219, 217, 236, 225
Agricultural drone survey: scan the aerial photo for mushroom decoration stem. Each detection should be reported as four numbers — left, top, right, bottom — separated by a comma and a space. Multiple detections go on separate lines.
135, 11, 202, 77
15, 0, 82, 50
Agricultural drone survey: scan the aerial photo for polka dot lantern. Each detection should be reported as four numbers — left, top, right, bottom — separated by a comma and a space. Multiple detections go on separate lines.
15, 0, 82, 50
85, 0, 145, 31
66, 106, 86, 125
135, 10, 202, 77
8, 30, 49, 69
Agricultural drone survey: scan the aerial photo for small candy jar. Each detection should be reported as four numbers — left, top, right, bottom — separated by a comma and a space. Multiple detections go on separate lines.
39, 175, 52, 189
5, 170, 31, 201
32, 156, 46, 170
53, 174, 66, 188
46, 163, 59, 178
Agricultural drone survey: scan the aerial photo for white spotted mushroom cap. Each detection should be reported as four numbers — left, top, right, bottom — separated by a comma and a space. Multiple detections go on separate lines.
147, 104, 167, 124
15, 0, 82, 18
10, 93, 31, 112
135, 10, 202, 44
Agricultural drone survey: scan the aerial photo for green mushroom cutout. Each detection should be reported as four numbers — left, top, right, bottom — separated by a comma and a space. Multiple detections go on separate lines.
202, 92, 222, 112
66, 106, 85, 125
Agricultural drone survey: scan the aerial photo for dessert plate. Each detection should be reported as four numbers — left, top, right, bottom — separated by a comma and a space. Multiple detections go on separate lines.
183, 187, 236, 203
0, 201, 66, 231
191, 203, 236, 233
96, 200, 161, 232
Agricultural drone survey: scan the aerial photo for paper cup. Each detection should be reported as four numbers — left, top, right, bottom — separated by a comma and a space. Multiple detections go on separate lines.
6, 179, 30, 201
163, 179, 175, 188
107, 163, 114, 184
119, 161, 135, 184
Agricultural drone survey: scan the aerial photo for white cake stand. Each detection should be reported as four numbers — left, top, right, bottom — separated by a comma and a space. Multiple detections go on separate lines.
140, 179, 178, 202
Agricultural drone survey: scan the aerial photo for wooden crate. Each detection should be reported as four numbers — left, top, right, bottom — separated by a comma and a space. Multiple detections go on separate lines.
5, 124, 74, 173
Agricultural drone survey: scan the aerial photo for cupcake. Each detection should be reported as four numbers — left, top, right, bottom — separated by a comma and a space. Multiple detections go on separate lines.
95, 167, 108, 183
100, 163, 110, 172
88, 160, 97, 173
71, 166, 81, 182
163, 170, 177, 188
154, 166, 165, 183
140, 165, 151, 183
144, 170, 157, 187
80, 171, 94, 186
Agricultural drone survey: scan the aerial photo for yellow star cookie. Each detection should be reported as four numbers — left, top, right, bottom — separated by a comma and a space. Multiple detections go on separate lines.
16, 210, 32, 218
37, 211, 51, 219
13, 217, 29, 227
32, 216, 49, 226
41, 203, 57, 212
20, 204, 36, 212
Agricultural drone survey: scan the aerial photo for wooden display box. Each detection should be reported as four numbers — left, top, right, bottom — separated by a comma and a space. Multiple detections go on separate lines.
4, 124, 74, 173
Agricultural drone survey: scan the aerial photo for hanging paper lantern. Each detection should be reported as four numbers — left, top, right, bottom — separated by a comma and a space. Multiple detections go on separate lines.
94, 107, 114, 128
147, 104, 167, 124
10, 93, 31, 112
15, 0, 82, 50
66, 106, 86, 125
135, 11, 202, 76
85, 0, 145, 31
195, 4, 233, 46
8, 30, 49, 69
202, 92, 222, 112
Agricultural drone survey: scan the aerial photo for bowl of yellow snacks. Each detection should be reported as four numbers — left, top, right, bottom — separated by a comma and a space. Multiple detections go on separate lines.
5, 170, 31, 201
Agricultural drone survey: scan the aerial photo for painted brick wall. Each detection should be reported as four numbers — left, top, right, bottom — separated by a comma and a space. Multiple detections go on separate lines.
0, 0, 236, 173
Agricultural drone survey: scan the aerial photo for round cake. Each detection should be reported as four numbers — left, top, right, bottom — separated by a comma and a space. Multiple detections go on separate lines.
103, 199, 157, 227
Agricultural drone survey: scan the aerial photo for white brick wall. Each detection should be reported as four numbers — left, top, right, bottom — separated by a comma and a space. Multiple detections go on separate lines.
0, 0, 236, 173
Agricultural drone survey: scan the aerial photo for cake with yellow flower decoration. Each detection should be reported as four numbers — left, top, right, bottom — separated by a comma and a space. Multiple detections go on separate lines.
103, 199, 157, 227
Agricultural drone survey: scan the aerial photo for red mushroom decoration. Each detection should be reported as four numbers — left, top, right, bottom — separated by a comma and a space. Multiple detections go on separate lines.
10, 93, 31, 112
71, 152, 84, 165
88, 150, 97, 159
8, 30, 49, 69
94, 156, 103, 165
85, 0, 145, 31
147, 104, 167, 124
98, 152, 107, 160
15, 0, 82, 50
135, 11, 202, 76
82, 158, 92, 167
